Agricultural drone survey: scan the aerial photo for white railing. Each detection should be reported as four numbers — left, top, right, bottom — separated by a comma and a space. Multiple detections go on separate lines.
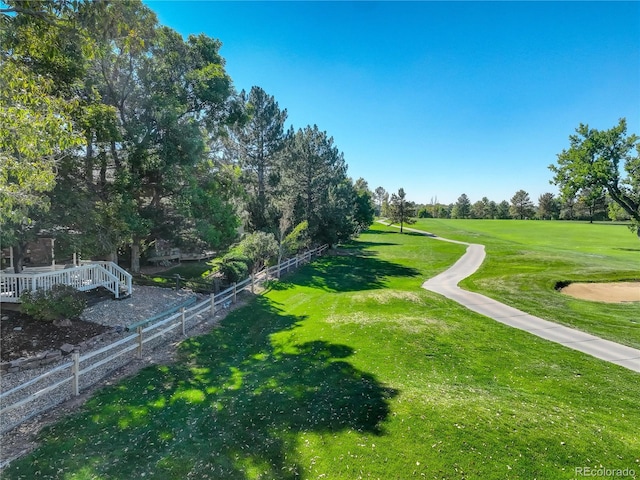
0, 244, 329, 438
0, 262, 132, 303
80, 261, 132, 298
0, 274, 33, 302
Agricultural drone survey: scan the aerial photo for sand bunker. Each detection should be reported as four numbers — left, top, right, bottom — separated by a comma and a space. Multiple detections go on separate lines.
560, 282, 640, 303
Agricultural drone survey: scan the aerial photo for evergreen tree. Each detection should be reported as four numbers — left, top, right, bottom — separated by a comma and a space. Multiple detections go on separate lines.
510, 190, 535, 220
537, 193, 560, 220
388, 188, 416, 233
227, 86, 289, 232
451, 194, 471, 219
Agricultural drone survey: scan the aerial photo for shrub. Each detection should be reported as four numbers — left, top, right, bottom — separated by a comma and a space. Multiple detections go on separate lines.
238, 231, 278, 273
217, 251, 250, 284
21, 284, 87, 322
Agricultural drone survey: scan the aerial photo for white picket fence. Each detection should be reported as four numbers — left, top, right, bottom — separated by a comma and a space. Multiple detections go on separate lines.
0, 244, 328, 437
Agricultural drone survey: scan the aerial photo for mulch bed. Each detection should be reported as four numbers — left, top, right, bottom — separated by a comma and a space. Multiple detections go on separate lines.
0, 309, 110, 362
0, 289, 115, 362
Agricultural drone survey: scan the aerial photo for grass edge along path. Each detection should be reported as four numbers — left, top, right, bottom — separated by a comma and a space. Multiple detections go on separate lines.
382, 219, 640, 350
2, 227, 640, 479
393, 224, 640, 373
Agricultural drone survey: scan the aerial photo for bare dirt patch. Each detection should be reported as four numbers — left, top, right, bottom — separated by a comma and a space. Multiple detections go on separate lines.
560, 282, 640, 303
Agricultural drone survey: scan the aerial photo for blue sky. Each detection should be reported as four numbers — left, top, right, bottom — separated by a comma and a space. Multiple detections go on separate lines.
146, 1, 639, 205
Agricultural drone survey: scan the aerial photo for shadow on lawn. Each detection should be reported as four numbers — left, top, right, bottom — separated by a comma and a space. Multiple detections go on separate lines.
7, 296, 397, 480
298, 253, 420, 292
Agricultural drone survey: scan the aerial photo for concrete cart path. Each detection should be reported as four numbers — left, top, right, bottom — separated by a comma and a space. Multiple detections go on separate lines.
381, 222, 640, 373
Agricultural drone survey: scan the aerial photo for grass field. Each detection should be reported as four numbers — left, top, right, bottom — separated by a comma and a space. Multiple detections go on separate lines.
3, 224, 639, 479
407, 219, 640, 349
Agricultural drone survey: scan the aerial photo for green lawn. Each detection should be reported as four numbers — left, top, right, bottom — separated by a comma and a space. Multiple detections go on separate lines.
409, 219, 640, 349
3, 225, 639, 479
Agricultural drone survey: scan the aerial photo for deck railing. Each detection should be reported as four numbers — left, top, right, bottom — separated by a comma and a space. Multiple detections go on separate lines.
80, 261, 132, 298
0, 262, 132, 303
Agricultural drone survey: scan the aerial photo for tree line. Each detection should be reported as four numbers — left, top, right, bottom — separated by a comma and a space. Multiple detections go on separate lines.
376, 119, 639, 233
0, 0, 374, 273
375, 188, 633, 223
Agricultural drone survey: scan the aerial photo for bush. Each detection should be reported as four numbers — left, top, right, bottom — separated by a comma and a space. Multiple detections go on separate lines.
21, 284, 87, 322
238, 231, 278, 273
217, 251, 250, 284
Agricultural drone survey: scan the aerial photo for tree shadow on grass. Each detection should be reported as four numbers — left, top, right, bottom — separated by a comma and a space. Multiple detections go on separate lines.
7, 297, 397, 480
402, 231, 437, 238
263, 237, 418, 293
345, 240, 399, 249
297, 254, 421, 292
360, 229, 396, 235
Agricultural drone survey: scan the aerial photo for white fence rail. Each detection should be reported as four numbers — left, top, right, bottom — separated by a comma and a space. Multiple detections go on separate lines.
0, 262, 132, 303
0, 244, 328, 436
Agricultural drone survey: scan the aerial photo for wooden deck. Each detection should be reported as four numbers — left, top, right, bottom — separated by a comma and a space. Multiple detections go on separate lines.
0, 262, 132, 303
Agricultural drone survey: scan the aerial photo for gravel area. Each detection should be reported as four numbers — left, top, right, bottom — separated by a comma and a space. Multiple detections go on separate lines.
80, 285, 200, 329
0, 285, 237, 469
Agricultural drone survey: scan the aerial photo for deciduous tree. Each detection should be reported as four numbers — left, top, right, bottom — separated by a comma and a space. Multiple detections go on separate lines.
550, 118, 640, 235
373, 187, 386, 216
352, 178, 375, 233
0, 1, 86, 271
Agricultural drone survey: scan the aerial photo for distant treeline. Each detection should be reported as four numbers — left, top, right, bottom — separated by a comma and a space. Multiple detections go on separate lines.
372, 189, 630, 223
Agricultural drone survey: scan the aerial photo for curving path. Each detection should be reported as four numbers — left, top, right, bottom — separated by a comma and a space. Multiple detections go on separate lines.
382, 223, 640, 373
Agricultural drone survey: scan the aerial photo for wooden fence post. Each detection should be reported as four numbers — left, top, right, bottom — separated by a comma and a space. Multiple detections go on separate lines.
71, 352, 80, 396
181, 307, 186, 336
233, 282, 237, 303
277, 261, 281, 279
251, 274, 255, 294
210, 293, 216, 315
137, 326, 143, 359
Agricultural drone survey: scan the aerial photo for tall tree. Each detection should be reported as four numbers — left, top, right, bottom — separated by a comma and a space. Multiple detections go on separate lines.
487, 200, 498, 219
381, 191, 390, 217
388, 188, 416, 233
577, 187, 606, 223
318, 179, 359, 245
83, 1, 237, 271
227, 86, 289, 232
496, 200, 510, 219
537, 192, 560, 220
352, 178, 375, 233
283, 125, 348, 243
559, 194, 577, 220
471, 197, 491, 219
550, 118, 640, 236
510, 190, 535, 219
373, 186, 386, 216
429, 196, 439, 218
0, 0, 86, 271
451, 193, 471, 219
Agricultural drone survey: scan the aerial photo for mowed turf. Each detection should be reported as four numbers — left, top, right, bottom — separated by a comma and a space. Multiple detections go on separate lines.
410, 219, 640, 349
3, 225, 639, 479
